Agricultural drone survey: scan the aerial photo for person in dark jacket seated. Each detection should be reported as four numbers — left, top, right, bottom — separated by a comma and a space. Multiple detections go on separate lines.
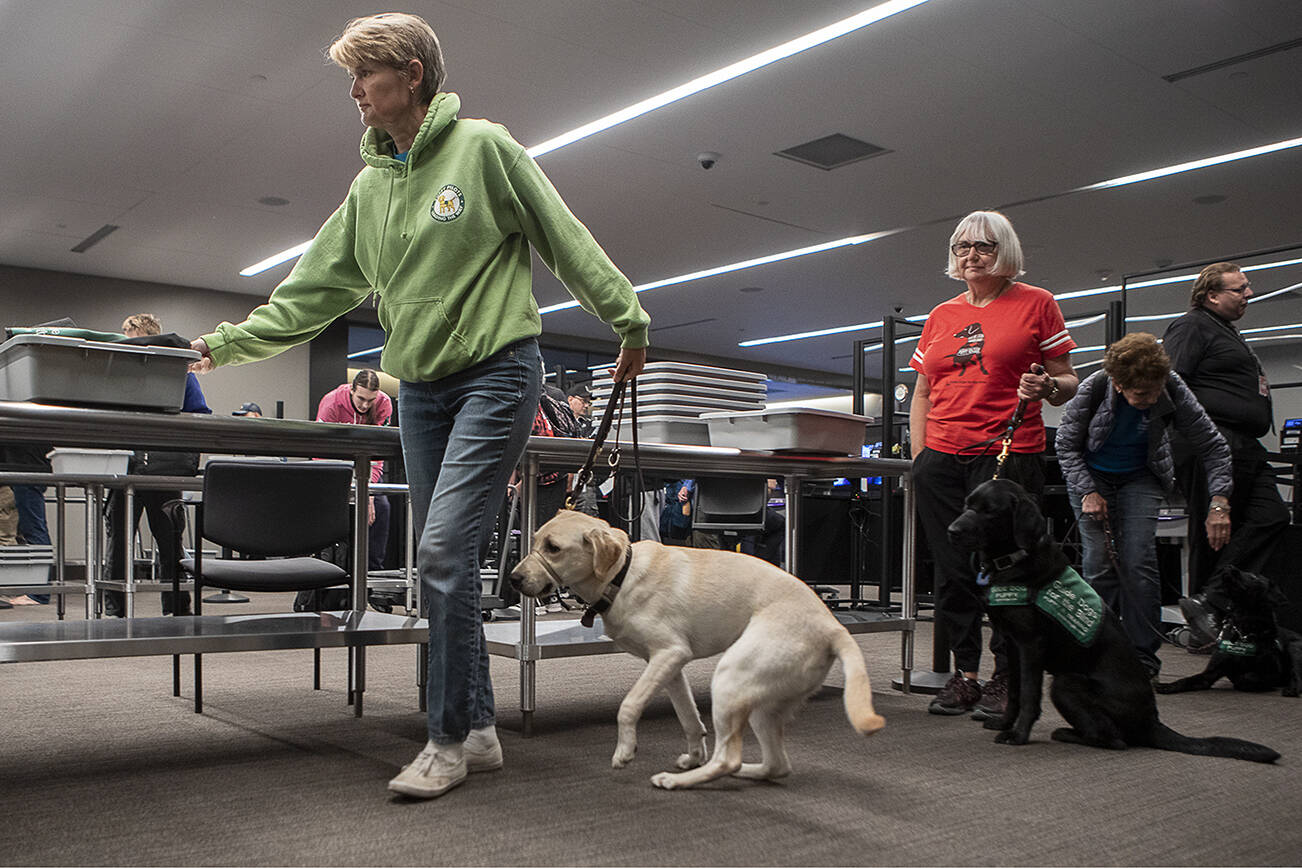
1055, 333, 1231, 677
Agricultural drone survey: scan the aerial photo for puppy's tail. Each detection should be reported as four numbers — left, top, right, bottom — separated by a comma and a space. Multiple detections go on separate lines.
834, 631, 885, 736
1148, 723, 1279, 764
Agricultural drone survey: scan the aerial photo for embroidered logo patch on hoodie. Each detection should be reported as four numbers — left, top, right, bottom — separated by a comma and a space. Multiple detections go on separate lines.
431, 184, 465, 222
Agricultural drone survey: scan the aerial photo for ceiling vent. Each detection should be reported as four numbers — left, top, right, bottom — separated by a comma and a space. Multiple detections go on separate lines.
1163, 36, 1302, 82
774, 133, 889, 170
70, 224, 119, 253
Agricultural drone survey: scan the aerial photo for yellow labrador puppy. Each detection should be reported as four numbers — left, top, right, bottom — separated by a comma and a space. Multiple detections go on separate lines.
509, 510, 885, 789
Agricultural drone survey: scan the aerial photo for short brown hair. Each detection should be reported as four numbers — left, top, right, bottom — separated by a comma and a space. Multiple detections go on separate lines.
327, 13, 446, 104
1190, 262, 1241, 308
1103, 332, 1170, 391
121, 313, 162, 336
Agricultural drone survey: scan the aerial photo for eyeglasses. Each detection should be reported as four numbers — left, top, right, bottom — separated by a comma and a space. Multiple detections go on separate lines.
951, 240, 998, 256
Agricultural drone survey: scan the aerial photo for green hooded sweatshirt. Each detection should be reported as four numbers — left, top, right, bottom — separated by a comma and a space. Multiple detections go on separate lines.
202, 92, 649, 382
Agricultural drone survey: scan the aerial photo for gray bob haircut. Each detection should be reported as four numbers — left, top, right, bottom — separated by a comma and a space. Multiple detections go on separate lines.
327, 12, 446, 103
945, 210, 1026, 280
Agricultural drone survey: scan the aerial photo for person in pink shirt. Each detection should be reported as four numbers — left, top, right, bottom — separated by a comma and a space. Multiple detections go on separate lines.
317, 369, 394, 570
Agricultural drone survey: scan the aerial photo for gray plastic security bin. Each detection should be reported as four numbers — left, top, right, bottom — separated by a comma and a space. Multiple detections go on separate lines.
0, 334, 199, 412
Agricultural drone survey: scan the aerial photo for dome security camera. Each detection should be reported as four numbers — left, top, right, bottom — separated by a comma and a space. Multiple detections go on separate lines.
697, 151, 721, 170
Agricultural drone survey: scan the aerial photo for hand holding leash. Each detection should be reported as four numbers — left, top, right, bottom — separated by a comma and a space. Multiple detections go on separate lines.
1081, 491, 1107, 518
1017, 362, 1056, 402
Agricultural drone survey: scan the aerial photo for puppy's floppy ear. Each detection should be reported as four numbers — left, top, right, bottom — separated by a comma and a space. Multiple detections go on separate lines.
1012, 493, 1046, 550
586, 525, 629, 580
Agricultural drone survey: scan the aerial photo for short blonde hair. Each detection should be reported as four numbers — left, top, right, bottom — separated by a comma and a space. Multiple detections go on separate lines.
121, 313, 161, 336
946, 210, 1025, 280
327, 12, 446, 104
1103, 332, 1170, 390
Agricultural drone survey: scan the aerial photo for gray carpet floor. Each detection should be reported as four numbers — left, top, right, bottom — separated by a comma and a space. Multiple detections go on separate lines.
1, 593, 1299, 867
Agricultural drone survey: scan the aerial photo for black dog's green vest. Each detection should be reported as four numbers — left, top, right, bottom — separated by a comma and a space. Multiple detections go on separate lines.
987, 566, 1104, 646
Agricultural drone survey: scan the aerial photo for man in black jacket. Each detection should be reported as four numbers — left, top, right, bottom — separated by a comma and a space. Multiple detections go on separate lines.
1161, 262, 1290, 643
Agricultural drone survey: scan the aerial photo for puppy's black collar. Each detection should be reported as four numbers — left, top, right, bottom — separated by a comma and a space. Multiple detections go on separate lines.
581, 547, 633, 629
979, 548, 1029, 583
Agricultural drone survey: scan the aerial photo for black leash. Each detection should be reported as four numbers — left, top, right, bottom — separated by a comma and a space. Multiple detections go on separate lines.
565, 376, 646, 522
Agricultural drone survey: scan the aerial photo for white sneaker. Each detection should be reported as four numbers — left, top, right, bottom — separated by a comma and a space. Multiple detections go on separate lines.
535, 605, 549, 616
464, 725, 504, 772
388, 741, 467, 799
546, 601, 563, 613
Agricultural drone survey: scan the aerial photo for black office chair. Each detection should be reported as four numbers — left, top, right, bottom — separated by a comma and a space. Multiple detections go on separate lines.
177, 459, 354, 713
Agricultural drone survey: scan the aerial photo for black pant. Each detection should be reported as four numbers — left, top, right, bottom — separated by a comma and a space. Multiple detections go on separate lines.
105, 489, 190, 615
913, 448, 1045, 675
1176, 432, 1290, 594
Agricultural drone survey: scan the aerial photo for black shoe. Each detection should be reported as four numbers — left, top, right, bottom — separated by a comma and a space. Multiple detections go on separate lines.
1179, 596, 1221, 648
928, 673, 982, 716
970, 672, 1008, 721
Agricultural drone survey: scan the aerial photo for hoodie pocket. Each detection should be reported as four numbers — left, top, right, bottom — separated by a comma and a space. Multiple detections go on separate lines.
378, 296, 472, 371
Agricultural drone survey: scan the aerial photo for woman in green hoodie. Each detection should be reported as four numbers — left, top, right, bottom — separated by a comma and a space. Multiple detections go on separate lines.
190, 12, 648, 799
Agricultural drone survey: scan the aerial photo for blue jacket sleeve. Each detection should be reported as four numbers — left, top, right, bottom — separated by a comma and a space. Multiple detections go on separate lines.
182, 373, 213, 415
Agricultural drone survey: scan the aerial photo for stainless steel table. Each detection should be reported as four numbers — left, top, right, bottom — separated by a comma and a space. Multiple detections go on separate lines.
494, 436, 916, 734
0, 401, 403, 715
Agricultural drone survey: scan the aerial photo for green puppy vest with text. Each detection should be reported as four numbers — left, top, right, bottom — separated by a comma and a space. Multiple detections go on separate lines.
987, 566, 1104, 646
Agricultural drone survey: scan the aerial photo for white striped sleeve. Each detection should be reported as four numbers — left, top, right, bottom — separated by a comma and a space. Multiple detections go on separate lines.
1040, 329, 1073, 353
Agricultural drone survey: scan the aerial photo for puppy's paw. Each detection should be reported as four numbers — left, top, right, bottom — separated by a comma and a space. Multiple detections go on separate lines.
994, 730, 1029, 745
676, 739, 707, 769
650, 772, 680, 790
611, 742, 637, 768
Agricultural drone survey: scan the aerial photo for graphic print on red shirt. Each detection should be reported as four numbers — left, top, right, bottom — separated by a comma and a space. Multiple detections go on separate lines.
909, 283, 1074, 454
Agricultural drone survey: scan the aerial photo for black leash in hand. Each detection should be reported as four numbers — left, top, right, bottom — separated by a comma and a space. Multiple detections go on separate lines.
565, 377, 646, 522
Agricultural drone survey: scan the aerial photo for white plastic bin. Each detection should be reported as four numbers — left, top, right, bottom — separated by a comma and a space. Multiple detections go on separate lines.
700, 408, 872, 455
46, 448, 133, 476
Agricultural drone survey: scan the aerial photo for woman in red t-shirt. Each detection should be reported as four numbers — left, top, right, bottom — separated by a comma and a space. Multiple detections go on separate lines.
908, 210, 1079, 719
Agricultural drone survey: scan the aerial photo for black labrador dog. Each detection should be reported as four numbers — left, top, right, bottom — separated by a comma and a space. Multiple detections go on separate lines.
948, 478, 1279, 763
1156, 566, 1302, 697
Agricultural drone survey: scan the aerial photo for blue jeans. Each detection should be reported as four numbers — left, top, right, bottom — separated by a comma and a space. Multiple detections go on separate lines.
399, 338, 541, 744
12, 485, 51, 604
1069, 470, 1164, 674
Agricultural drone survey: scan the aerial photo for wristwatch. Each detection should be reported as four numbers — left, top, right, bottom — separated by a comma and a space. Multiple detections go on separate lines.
1046, 377, 1060, 401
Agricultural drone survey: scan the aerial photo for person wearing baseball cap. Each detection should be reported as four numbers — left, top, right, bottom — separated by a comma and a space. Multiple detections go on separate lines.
231, 402, 262, 417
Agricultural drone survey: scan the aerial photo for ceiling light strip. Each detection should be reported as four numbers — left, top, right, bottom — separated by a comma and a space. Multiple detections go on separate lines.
240, 241, 312, 277
539, 230, 899, 315
526, 0, 935, 158
239, 1, 933, 278
1077, 135, 1302, 192
742, 257, 1302, 347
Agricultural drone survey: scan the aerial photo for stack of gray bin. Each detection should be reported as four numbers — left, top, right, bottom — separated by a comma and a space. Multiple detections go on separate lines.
590, 361, 766, 446
0, 545, 54, 588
